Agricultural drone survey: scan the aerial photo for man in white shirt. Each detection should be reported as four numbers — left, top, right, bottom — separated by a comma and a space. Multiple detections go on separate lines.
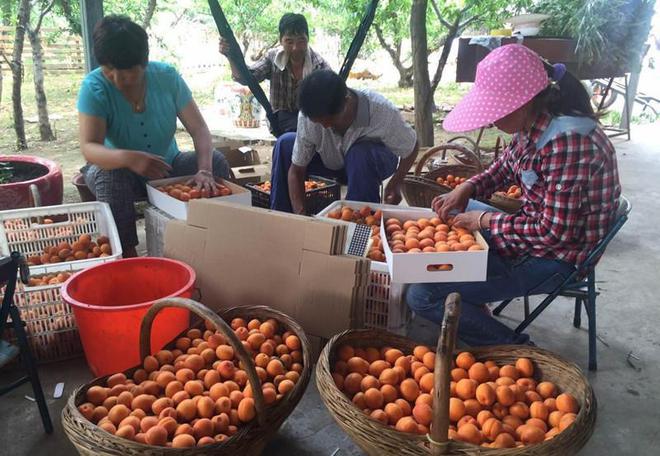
270, 70, 418, 213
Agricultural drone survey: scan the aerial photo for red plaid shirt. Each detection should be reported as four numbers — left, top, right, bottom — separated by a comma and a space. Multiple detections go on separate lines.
468, 113, 621, 266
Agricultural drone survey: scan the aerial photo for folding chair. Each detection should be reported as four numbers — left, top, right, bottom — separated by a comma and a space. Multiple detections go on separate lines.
0, 252, 53, 433
493, 195, 631, 371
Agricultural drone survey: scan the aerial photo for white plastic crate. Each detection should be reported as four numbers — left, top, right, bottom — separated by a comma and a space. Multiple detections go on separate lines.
0, 202, 122, 275
2, 274, 83, 362
365, 261, 410, 336
317, 200, 411, 335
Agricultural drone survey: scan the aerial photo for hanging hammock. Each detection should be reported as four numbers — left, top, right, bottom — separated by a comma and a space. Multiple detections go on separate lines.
208, 0, 380, 137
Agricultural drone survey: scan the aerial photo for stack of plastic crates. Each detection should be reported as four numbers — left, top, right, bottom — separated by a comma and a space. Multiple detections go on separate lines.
0, 202, 122, 362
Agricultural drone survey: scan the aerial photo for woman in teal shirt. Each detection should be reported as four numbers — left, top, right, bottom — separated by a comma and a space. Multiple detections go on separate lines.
78, 15, 230, 257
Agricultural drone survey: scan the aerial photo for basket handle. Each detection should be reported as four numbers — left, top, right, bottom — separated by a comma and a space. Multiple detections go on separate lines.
429, 292, 461, 455
414, 144, 482, 176
139, 297, 267, 426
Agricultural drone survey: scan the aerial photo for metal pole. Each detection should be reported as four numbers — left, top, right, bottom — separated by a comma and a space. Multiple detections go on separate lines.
79, 0, 103, 73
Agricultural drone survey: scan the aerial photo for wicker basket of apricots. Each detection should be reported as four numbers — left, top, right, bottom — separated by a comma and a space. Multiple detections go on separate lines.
326, 205, 386, 262
62, 297, 311, 455
489, 185, 524, 214
316, 293, 596, 456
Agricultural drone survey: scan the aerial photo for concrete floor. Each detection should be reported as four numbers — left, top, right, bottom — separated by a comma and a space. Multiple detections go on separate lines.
1, 123, 659, 455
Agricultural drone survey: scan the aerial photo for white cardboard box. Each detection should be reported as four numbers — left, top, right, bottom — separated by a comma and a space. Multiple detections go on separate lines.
315, 200, 402, 258
380, 207, 489, 284
146, 176, 251, 220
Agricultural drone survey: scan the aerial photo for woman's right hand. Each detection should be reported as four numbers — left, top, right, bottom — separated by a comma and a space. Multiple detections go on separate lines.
218, 38, 231, 56
432, 182, 474, 221
123, 150, 172, 179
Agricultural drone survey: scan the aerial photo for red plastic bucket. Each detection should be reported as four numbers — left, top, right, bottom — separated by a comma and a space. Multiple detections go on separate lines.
62, 257, 194, 376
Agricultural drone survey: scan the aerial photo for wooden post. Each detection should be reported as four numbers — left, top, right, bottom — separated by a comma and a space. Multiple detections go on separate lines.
430, 292, 461, 455
79, 0, 103, 72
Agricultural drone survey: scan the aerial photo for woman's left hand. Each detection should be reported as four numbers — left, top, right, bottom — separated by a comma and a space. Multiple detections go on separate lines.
453, 211, 492, 232
187, 170, 216, 193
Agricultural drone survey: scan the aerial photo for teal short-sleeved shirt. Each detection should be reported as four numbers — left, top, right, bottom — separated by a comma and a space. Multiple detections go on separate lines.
77, 61, 193, 165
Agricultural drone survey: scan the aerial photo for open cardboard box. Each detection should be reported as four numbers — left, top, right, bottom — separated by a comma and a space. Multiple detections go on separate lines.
163, 200, 370, 343
147, 176, 251, 220
380, 207, 489, 284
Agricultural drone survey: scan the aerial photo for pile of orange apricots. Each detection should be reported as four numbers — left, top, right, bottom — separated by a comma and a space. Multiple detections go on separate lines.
384, 216, 484, 254
26, 234, 113, 265
155, 182, 232, 202
331, 345, 580, 448
78, 317, 303, 447
436, 174, 468, 189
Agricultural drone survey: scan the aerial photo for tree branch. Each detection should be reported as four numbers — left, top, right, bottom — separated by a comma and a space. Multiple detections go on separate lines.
430, 16, 461, 93
35, 0, 56, 33
0, 50, 12, 69
430, 0, 452, 29
459, 14, 480, 31
374, 24, 406, 73
142, 0, 157, 29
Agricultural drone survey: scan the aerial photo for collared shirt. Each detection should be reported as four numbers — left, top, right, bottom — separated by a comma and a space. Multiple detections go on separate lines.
291, 89, 417, 170
468, 112, 621, 266
237, 46, 330, 112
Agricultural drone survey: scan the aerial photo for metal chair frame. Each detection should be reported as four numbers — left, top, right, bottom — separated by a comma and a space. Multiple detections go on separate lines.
0, 252, 53, 433
493, 196, 631, 371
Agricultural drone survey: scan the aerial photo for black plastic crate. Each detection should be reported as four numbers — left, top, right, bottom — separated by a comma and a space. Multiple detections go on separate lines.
246, 175, 340, 214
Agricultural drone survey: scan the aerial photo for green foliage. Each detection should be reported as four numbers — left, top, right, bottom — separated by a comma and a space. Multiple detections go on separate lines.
532, 0, 656, 69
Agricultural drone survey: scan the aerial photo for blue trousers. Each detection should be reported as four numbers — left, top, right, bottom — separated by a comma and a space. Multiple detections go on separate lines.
406, 201, 576, 346
270, 132, 399, 212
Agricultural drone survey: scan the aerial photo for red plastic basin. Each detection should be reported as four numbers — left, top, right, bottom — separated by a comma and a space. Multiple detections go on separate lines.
0, 155, 63, 210
62, 257, 194, 377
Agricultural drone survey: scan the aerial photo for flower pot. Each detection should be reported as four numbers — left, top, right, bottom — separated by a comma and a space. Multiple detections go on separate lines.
0, 155, 63, 210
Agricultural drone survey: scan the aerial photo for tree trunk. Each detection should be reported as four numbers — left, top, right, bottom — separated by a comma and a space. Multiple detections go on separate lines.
411, 0, 434, 147
142, 0, 157, 29
12, 0, 31, 150
430, 17, 460, 94
27, 27, 55, 141
373, 24, 413, 88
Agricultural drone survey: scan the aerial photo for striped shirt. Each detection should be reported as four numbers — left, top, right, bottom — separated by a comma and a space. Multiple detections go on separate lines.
238, 47, 330, 112
469, 112, 621, 266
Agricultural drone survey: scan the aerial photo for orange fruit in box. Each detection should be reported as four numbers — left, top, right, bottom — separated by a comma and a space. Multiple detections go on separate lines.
331, 347, 580, 448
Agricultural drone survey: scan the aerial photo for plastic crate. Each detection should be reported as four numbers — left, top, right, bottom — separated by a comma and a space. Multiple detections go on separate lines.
246, 175, 340, 214
0, 202, 122, 275
2, 269, 83, 362
364, 262, 410, 336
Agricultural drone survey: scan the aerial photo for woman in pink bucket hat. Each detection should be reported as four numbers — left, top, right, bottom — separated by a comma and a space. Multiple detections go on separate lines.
406, 44, 621, 348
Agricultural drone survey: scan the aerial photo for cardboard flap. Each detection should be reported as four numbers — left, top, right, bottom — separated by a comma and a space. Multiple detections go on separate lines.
297, 252, 367, 335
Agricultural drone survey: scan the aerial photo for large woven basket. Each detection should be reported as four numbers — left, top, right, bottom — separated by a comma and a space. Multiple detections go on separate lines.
62, 297, 311, 455
402, 145, 483, 209
316, 294, 596, 455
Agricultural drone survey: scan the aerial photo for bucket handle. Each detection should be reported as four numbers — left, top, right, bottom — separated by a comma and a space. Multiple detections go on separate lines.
139, 297, 267, 426
429, 292, 461, 455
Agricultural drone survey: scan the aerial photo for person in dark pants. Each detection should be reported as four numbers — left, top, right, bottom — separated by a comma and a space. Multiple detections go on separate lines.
406, 44, 620, 346
271, 70, 418, 214
77, 15, 230, 257
219, 13, 331, 133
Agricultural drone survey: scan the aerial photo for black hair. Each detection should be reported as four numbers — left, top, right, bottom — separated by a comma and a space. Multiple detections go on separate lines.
93, 15, 148, 69
532, 62, 598, 119
279, 13, 309, 39
298, 70, 348, 119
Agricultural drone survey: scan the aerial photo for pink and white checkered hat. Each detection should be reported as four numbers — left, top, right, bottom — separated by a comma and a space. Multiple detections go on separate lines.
443, 44, 549, 132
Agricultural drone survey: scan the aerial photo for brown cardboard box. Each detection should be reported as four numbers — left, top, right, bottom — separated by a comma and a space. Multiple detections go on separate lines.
231, 164, 269, 186
164, 200, 369, 340
216, 145, 261, 167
